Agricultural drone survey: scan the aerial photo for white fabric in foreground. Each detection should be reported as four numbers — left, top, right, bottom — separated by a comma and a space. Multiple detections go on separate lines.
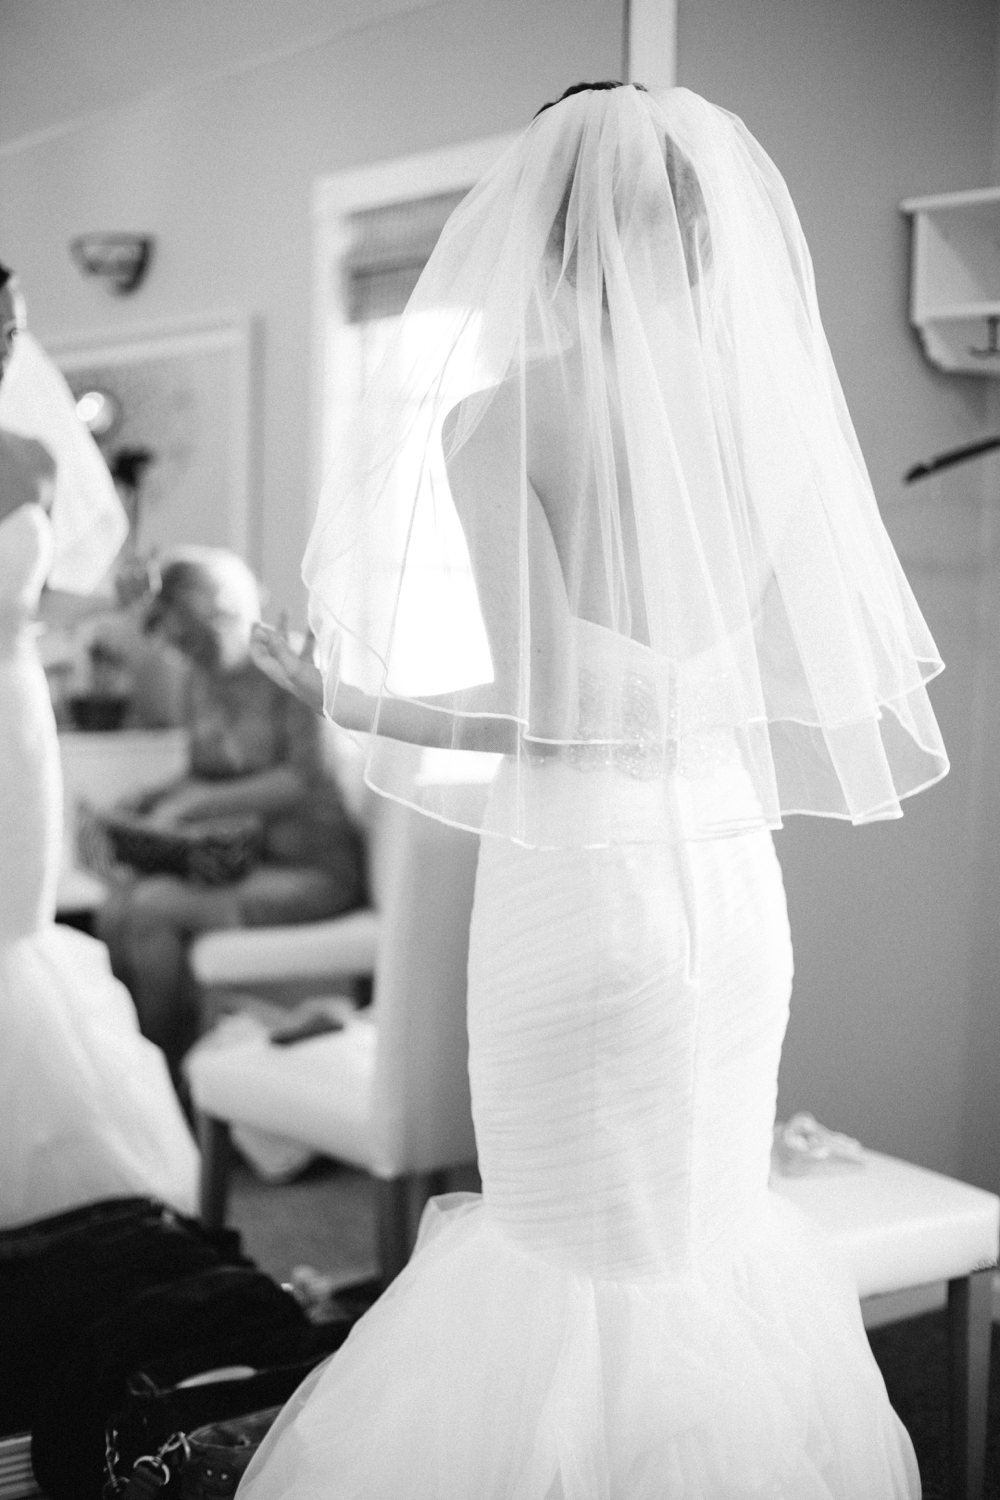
0, 330, 127, 593
0, 504, 196, 1227
304, 84, 946, 847
0, 924, 198, 1224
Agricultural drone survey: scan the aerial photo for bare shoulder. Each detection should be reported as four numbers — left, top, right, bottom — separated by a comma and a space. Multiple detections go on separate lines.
442, 383, 520, 487
442, 361, 567, 484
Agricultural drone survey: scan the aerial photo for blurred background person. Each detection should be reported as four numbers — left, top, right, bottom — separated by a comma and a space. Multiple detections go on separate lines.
97, 545, 367, 1078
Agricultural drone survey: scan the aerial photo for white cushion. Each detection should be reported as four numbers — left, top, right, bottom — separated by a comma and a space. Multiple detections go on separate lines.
773, 1149, 1000, 1298
187, 1018, 378, 1171
191, 909, 380, 986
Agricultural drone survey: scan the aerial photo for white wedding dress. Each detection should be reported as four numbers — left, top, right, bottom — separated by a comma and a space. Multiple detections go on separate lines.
0, 502, 198, 1228
239, 622, 920, 1500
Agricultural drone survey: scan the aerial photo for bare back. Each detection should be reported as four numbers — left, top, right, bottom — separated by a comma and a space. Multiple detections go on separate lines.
523, 342, 650, 646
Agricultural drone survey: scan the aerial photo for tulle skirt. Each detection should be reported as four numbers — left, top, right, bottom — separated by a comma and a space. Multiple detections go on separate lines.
238, 765, 919, 1499
0, 923, 199, 1228
237, 1189, 917, 1499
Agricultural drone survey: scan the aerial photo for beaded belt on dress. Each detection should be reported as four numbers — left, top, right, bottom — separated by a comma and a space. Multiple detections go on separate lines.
522, 665, 742, 782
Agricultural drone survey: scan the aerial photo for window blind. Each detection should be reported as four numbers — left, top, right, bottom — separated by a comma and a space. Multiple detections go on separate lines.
343, 189, 468, 324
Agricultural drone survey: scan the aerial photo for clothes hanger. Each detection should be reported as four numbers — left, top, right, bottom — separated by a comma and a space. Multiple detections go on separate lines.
905, 434, 1000, 482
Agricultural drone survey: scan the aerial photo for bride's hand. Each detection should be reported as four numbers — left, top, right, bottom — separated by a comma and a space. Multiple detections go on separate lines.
250, 622, 324, 713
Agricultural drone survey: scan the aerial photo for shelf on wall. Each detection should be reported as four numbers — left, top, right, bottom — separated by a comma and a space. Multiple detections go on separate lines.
919, 301, 1000, 321
902, 186, 1000, 374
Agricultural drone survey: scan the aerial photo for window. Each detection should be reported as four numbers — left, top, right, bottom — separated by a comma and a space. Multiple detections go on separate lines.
343, 191, 467, 324
312, 137, 515, 697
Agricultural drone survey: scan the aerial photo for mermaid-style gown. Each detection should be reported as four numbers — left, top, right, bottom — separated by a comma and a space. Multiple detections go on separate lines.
239, 629, 920, 1499
0, 503, 198, 1228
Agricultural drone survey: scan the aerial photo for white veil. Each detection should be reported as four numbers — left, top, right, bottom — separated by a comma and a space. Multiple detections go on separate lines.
0, 330, 127, 593
303, 84, 947, 846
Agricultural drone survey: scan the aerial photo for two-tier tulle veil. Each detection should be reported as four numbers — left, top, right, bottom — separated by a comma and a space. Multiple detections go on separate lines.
0, 329, 127, 592
303, 84, 947, 846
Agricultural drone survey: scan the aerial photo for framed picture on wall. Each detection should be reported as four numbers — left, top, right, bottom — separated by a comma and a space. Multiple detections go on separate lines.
45, 313, 258, 564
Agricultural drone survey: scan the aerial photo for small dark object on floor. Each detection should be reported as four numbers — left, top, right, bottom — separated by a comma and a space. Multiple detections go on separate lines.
868, 1312, 1000, 1499
271, 1012, 344, 1046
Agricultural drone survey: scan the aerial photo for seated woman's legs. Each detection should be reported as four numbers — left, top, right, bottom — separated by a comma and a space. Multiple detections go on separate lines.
98, 876, 241, 1072
99, 864, 357, 1072
231, 864, 357, 928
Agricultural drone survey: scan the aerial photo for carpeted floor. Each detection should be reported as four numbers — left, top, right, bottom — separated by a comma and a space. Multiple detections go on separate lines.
231, 1157, 999, 1496
229, 1156, 379, 1288
228, 1155, 481, 1286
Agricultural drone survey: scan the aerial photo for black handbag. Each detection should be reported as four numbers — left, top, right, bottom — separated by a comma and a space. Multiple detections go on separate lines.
31, 1265, 313, 1500
101, 1278, 380, 1500
2, 1196, 378, 1500
176, 1407, 282, 1499
101, 1295, 379, 1498
105, 1407, 281, 1499
101, 1296, 380, 1494
103, 1369, 316, 1498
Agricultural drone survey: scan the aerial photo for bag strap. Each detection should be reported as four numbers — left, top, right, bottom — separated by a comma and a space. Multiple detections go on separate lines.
104, 1428, 189, 1498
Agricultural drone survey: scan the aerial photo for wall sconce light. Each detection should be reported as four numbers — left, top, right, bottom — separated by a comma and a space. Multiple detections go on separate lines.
74, 387, 122, 441
69, 233, 154, 295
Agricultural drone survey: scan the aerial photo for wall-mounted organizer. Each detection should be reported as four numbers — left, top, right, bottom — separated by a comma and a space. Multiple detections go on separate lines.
901, 186, 1000, 375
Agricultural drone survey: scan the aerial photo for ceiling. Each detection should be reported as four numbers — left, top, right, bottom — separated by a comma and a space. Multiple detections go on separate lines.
0, 0, 440, 153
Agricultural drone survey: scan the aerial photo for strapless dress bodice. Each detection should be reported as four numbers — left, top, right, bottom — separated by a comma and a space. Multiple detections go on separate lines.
526, 616, 740, 762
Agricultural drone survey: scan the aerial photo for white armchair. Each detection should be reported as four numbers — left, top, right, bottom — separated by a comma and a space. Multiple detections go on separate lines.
186, 783, 486, 1284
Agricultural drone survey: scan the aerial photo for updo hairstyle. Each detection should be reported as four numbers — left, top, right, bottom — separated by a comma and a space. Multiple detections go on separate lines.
535, 80, 710, 289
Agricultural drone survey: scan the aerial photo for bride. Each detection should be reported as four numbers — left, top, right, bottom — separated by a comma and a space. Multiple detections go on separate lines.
0, 264, 199, 1226
242, 84, 945, 1498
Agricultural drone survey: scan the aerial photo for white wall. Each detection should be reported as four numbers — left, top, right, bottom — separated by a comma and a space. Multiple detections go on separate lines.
0, 0, 622, 612
679, 0, 1000, 1181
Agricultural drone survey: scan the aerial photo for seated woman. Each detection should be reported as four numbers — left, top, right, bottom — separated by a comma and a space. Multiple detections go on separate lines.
98, 547, 367, 1076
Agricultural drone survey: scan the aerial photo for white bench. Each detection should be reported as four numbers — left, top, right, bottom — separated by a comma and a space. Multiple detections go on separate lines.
774, 1150, 999, 1500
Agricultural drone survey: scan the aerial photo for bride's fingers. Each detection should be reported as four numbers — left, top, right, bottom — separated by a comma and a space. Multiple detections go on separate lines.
250, 623, 299, 680
255, 650, 323, 711
251, 623, 324, 711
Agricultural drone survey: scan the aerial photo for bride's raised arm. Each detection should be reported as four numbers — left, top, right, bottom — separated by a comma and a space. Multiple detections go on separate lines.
254, 387, 573, 755
250, 623, 516, 751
